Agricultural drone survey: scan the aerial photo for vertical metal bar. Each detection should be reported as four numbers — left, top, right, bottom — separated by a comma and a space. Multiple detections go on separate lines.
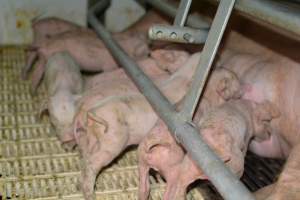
173, 0, 193, 26
146, 0, 210, 29
88, 2, 255, 200
180, 0, 235, 120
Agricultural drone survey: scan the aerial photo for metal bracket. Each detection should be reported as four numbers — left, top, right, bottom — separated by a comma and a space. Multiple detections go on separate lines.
148, 24, 208, 44
148, 0, 208, 44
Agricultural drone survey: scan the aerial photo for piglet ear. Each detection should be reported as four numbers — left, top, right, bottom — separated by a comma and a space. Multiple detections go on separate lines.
253, 101, 280, 141
86, 111, 109, 133
254, 101, 280, 122
216, 74, 242, 101
217, 77, 231, 99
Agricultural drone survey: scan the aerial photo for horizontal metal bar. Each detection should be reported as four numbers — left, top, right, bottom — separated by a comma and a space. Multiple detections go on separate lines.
204, 0, 300, 39
148, 24, 208, 44
174, 0, 192, 26
181, 0, 236, 119
88, 2, 255, 200
146, 0, 210, 29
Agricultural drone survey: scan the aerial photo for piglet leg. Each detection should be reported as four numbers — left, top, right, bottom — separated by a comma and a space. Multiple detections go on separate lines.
138, 160, 151, 200
30, 55, 46, 94
266, 143, 300, 200
163, 180, 186, 200
22, 51, 38, 80
77, 116, 129, 200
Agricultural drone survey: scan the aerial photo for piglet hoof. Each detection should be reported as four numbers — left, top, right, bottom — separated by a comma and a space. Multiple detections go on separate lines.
21, 68, 28, 80
30, 86, 38, 96
61, 141, 77, 152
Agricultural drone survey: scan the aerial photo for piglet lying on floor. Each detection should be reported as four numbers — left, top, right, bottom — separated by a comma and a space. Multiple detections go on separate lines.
54, 49, 190, 149
138, 99, 278, 200
22, 17, 80, 80
41, 51, 83, 148
25, 20, 149, 92
71, 53, 242, 199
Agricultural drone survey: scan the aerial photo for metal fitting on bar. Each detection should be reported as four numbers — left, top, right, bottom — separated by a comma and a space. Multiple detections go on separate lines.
149, 24, 208, 44
88, 1, 255, 199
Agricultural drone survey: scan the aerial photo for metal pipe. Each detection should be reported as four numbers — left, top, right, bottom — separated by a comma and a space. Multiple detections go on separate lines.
88, 3, 255, 200
204, 0, 300, 39
180, 0, 235, 119
145, 0, 210, 29
173, 0, 192, 26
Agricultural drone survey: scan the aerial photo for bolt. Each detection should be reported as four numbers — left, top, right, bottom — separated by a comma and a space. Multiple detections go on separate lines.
170, 32, 177, 39
183, 33, 194, 43
156, 31, 163, 38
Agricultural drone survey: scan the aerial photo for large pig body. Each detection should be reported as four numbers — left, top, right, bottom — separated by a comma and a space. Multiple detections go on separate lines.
218, 49, 300, 199
220, 53, 300, 158
73, 52, 243, 199
138, 99, 277, 200
43, 51, 83, 144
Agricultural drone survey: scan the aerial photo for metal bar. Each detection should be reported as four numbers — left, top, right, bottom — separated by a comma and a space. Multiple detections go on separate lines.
148, 24, 208, 44
173, 0, 192, 26
180, 0, 235, 120
88, 3, 255, 200
146, 0, 210, 29
204, 0, 300, 39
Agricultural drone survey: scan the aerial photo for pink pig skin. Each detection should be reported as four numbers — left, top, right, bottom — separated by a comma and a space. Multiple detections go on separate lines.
23, 17, 81, 80
72, 52, 242, 199
217, 30, 300, 199
42, 52, 83, 147
84, 49, 190, 90
56, 50, 190, 150
27, 27, 149, 92
138, 99, 277, 200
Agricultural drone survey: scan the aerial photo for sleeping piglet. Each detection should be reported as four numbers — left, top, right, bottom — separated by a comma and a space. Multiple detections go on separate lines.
26, 28, 149, 92
23, 17, 81, 80
138, 99, 279, 200
41, 51, 83, 147
74, 64, 243, 199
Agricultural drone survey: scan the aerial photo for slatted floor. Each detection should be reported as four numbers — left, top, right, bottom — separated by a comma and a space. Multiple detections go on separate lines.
0, 46, 286, 200
0, 47, 207, 200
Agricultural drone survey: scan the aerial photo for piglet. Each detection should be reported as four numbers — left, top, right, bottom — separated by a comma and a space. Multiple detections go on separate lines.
73, 61, 242, 199
23, 17, 81, 80
41, 51, 83, 147
138, 99, 278, 200
27, 28, 149, 92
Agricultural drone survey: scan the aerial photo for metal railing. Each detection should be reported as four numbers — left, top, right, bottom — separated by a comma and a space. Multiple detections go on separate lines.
204, 0, 300, 41
87, 0, 256, 200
